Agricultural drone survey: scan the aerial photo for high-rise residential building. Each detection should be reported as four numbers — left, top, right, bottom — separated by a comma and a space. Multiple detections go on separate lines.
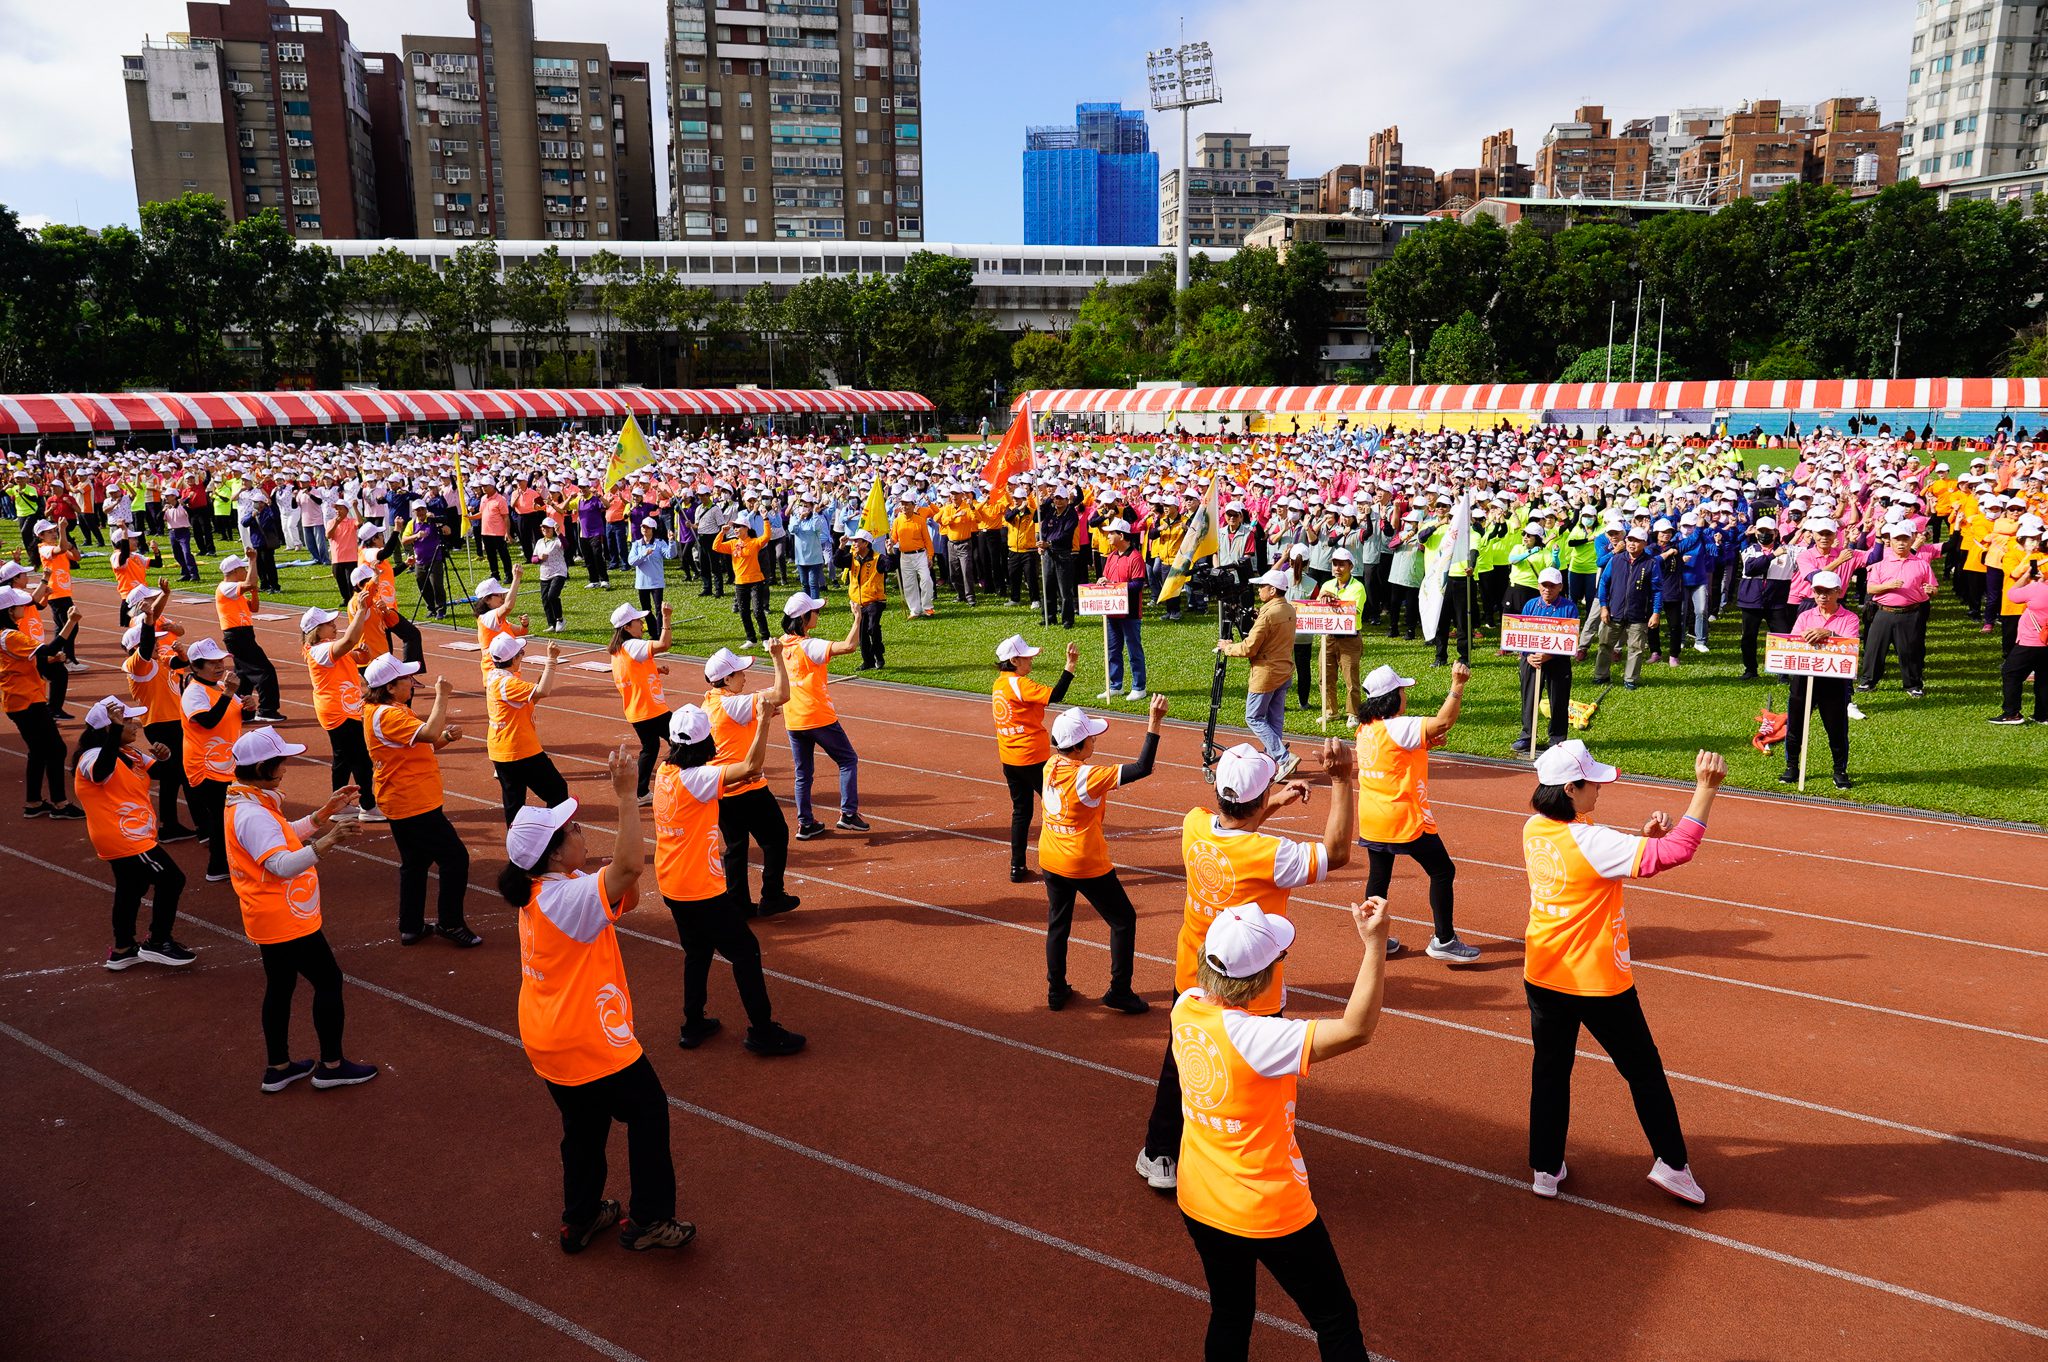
1433, 129, 1532, 210
361, 53, 416, 236
403, 0, 658, 241
1022, 102, 1157, 246
1357, 126, 1437, 215
608, 61, 660, 242
665, 0, 923, 243
1720, 98, 1813, 200
1535, 105, 1652, 199
122, 0, 400, 238
1160, 132, 1317, 249
1811, 96, 1901, 193
1316, 163, 1363, 214
1904, 3, 2044, 184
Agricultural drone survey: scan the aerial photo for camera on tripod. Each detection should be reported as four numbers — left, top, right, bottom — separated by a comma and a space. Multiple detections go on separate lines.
1192, 563, 1257, 636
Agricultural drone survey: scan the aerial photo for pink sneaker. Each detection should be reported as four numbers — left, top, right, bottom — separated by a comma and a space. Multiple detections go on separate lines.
1532, 1162, 1568, 1199
1667, 656, 1679, 667
1648, 1158, 1705, 1205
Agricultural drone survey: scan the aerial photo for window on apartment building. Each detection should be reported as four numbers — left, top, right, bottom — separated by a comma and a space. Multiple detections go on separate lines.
858, 220, 872, 235
739, 91, 753, 108
856, 189, 870, 204
742, 187, 757, 202
1910, 68, 1923, 84
1961, 44, 1987, 64
276, 42, 305, 62
586, 59, 598, 73
744, 218, 758, 233
741, 124, 754, 140
182, 179, 199, 190
855, 129, 868, 143
741, 156, 754, 171
1952, 150, 1974, 168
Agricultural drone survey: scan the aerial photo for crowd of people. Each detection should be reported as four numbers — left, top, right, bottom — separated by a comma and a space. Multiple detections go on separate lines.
3, 413, 2043, 1359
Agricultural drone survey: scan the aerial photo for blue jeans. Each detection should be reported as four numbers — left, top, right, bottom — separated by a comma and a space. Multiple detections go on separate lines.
1689, 583, 1711, 644
1245, 685, 1288, 760
605, 523, 629, 567
301, 524, 329, 565
798, 562, 827, 598
789, 720, 859, 826
1106, 616, 1146, 692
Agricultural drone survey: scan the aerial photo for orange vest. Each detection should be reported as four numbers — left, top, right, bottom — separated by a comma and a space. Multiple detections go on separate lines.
1355, 720, 1435, 844
181, 680, 241, 785
517, 873, 643, 1086
1177, 808, 1291, 1015
75, 751, 159, 861
305, 642, 365, 731
125, 646, 183, 726
39, 545, 72, 598
485, 668, 542, 762
992, 673, 1053, 766
611, 644, 666, 722
113, 553, 148, 599
365, 703, 445, 820
704, 687, 766, 795
0, 627, 45, 712
225, 786, 323, 945
1171, 991, 1319, 1239
1522, 816, 1635, 997
778, 634, 836, 731
1038, 756, 1119, 879
653, 763, 727, 903
215, 584, 254, 631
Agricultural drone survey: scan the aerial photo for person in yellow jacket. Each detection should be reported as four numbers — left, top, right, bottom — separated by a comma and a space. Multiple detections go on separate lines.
1983, 498, 2022, 636
1002, 480, 1040, 608
841, 529, 888, 670
1958, 504, 1994, 624
936, 486, 981, 606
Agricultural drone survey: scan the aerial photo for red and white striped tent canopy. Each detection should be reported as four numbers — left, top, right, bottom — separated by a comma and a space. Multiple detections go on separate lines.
0, 387, 934, 436
1016, 379, 2048, 417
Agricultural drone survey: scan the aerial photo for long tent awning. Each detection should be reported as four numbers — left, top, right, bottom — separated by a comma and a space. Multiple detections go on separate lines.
0, 387, 935, 436
1015, 380, 2048, 417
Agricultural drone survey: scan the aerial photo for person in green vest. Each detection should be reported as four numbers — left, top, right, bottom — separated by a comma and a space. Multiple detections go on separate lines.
211, 477, 238, 547
1476, 503, 1515, 628
1315, 549, 1369, 724
1564, 508, 1602, 612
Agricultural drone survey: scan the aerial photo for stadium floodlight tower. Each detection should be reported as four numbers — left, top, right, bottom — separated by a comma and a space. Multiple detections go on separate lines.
1147, 33, 1221, 297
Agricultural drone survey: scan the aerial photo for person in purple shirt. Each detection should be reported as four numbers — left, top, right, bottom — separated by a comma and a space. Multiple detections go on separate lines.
575, 491, 611, 589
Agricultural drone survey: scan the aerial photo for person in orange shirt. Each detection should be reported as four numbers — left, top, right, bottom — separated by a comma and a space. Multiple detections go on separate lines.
713, 518, 773, 647
486, 631, 569, 822
179, 636, 249, 881
608, 600, 675, 802
215, 553, 284, 721
1, 583, 80, 817
498, 748, 695, 1254
775, 590, 867, 840
358, 523, 421, 666
362, 654, 480, 947
1522, 742, 1726, 1205
1037, 696, 1167, 1014
345, 562, 391, 661
703, 645, 799, 917
301, 603, 382, 822
33, 518, 82, 670
72, 696, 194, 970
1353, 662, 1478, 963
990, 633, 1078, 883
121, 584, 198, 840
936, 486, 980, 606
473, 567, 529, 678
109, 527, 159, 627
224, 727, 374, 1093
889, 491, 940, 618
656, 702, 805, 1056
1172, 898, 1389, 1362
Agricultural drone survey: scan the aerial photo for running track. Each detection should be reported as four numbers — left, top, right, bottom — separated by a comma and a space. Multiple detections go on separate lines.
3, 579, 2045, 1362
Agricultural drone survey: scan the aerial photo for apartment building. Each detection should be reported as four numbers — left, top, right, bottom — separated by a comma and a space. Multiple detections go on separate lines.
123, 0, 397, 238
1811, 96, 1902, 192
665, 0, 924, 243
1535, 105, 1652, 199
1160, 132, 1318, 248
1433, 129, 1532, 210
1904, 0, 2048, 185
1023, 101, 1157, 246
1356, 126, 1437, 215
1243, 210, 1426, 372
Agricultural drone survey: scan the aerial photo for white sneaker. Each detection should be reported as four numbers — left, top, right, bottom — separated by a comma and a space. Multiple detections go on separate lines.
64, 661, 90, 673
1126, 689, 1147, 701
1097, 690, 1117, 701
740, 641, 755, 650
1693, 641, 1708, 654
1647, 1158, 1705, 1205
1846, 702, 1867, 721
1426, 935, 1481, 964
1532, 1162, 1568, 1199
355, 808, 387, 824
1134, 1149, 1177, 1190
1275, 753, 1300, 779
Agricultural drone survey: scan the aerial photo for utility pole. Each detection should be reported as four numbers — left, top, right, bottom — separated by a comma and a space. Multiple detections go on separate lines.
1892, 312, 1904, 380
1605, 300, 1616, 383
1654, 298, 1666, 383
1629, 278, 1644, 382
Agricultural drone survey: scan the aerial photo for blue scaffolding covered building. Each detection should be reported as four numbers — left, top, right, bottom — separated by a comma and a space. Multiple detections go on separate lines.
1023, 102, 1159, 247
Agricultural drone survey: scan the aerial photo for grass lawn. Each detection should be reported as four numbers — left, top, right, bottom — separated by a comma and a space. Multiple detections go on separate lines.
65, 541, 2043, 826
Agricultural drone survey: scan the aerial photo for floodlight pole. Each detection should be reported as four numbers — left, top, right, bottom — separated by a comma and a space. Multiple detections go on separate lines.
1179, 105, 1191, 295
1148, 31, 1222, 305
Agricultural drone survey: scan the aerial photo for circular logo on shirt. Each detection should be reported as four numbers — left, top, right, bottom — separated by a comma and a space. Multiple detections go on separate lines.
285, 870, 321, 920
1611, 912, 1633, 973
991, 693, 1015, 727
116, 801, 155, 844
707, 831, 726, 881
1186, 839, 1237, 908
1174, 1022, 1231, 1113
595, 983, 636, 1047
1525, 836, 1568, 906
338, 679, 362, 713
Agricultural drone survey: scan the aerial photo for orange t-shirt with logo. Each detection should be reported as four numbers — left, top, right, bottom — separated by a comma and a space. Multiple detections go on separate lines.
611, 640, 666, 722
1522, 815, 1641, 997
0, 627, 45, 712
350, 586, 391, 661
75, 750, 160, 860
992, 673, 1054, 766
125, 645, 183, 725
653, 762, 727, 903
39, 545, 73, 599
705, 688, 766, 795
1038, 756, 1120, 879
365, 703, 445, 820
477, 606, 523, 677
1177, 808, 1325, 1016
778, 634, 836, 732
305, 641, 365, 731
1356, 716, 1435, 844
180, 679, 242, 785
486, 668, 543, 762
225, 786, 323, 945
215, 582, 254, 630
714, 528, 770, 585
113, 553, 149, 600
1171, 989, 1320, 1239
518, 870, 643, 1086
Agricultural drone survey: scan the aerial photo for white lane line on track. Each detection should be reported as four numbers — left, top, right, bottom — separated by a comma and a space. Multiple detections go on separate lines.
0, 1018, 649, 1362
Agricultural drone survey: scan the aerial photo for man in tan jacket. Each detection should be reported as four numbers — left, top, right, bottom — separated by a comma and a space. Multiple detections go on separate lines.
1217, 568, 1300, 776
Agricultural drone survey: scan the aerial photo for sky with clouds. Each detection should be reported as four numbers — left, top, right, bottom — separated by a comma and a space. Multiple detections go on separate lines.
0, 0, 1908, 239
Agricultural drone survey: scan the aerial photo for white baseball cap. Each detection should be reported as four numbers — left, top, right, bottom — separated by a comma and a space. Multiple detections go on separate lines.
363, 654, 420, 688
120, 624, 145, 651
185, 637, 228, 662
1331, 548, 1354, 562
1201, 901, 1298, 980
705, 647, 754, 684
1806, 516, 1838, 532
505, 799, 578, 870
32, 519, 57, 536
1213, 743, 1277, 803
0, 586, 30, 613
0, 562, 28, 583
783, 590, 824, 619
1534, 738, 1618, 787
488, 632, 529, 663
1651, 518, 1674, 533
850, 529, 874, 544
1364, 664, 1414, 699
350, 563, 376, 586
231, 728, 307, 765
475, 576, 508, 599
667, 703, 711, 744
1252, 567, 1291, 591
300, 605, 338, 633
219, 554, 248, 574
1104, 518, 1133, 534
1754, 517, 1778, 532
1050, 706, 1108, 749
1811, 569, 1843, 590
995, 634, 1040, 663
1537, 567, 1564, 585
84, 696, 146, 729
124, 584, 161, 609
609, 602, 649, 629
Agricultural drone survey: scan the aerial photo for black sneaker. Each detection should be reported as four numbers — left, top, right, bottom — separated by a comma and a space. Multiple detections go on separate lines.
399, 926, 435, 945
1833, 773, 1853, 790
835, 813, 870, 832
138, 939, 196, 967
795, 821, 829, 841
677, 1017, 722, 1050
261, 1058, 316, 1093
755, 894, 801, 918
158, 824, 199, 843
1779, 771, 1798, 784
743, 1023, 806, 1057
1009, 866, 1037, 884
204, 871, 231, 883
1989, 714, 2027, 725
619, 1217, 697, 1252
1510, 738, 1531, 754
436, 923, 484, 948
105, 945, 142, 971
48, 804, 84, 820
1047, 982, 1074, 1012
310, 1058, 378, 1089
1101, 988, 1151, 1015
22, 802, 52, 819
560, 1199, 620, 1255
1623, 681, 1639, 691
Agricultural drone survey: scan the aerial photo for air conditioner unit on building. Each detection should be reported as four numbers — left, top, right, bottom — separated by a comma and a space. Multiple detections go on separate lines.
2029, 160, 2042, 170
2036, 89, 2048, 102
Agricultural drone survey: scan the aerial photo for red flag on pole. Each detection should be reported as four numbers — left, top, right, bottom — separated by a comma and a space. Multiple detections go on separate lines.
981, 401, 1035, 487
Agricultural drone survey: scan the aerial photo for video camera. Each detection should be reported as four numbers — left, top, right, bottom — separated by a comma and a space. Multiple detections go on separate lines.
1191, 562, 1257, 637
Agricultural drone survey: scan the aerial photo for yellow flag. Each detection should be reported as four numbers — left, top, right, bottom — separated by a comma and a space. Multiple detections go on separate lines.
860, 472, 889, 538
451, 443, 471, 531
1156, 474, 1221, 606
604, 414, 655, 491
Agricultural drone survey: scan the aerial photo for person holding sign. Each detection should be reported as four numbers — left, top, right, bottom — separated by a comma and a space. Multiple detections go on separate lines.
1095, 519, 1147, 701
1778, 570, 1859, 790
1315, 549, 1367, 725
1511, 568, 1579, 755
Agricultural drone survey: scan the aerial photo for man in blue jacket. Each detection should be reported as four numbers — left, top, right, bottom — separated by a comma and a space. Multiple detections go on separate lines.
1591, 526, 1662, 691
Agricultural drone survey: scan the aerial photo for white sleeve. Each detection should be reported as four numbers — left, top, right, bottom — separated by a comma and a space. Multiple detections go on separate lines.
1569, 822, 1647, 881
538, 873, 612, 944
722, 692, 757, 725
232, 801, 288, 864
622, 638, 654, 662
369, 708, 417, 748
180, 684, 213, 718
480, 605, 505, 630
218, 582, 243, 599
1221, 1010, 1314, 1079
678, 765, 724, 803
801, 637, 833, 664
308, 641, 336, 666
1271, 838, 1326, 889
1384, 715, 1425, 751
263, 845, 319, 877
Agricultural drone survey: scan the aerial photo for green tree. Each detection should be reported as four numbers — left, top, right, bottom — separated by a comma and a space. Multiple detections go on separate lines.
584, 249, 626, 385
1010, 328, 1080, 391
1746, 340, 1823, 381
138, 192, 237, 387
343, 247, 436, 386
1375, 333, 1413, 385
1556, 344, 1691, 384
1419, 310, 1495, 384
425, 243, 502, 386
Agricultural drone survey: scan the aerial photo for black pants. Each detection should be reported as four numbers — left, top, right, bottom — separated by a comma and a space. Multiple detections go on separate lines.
1044, 553, 1077, 627
188, 778, 230, 879
325, 720, 378, 812
857, 601, 885, 667
735, 581, 769, 644
1526, 981, 1687, 1175
1519, 656, 1571, 744
48, 597, 77, 663
639, 587, 665, 618
417, 559, 449, 617
2001, 643, 2048, 720
258, 930, 345, 1066
224, 626, 281, 715
1182, 1213, 1367, 1362
1002, 760, 1044, 872
7, 702, 67, 805
1781, 676, 1850, 778
544, 1054, 675, 1229
110, 846, 185, 949
1957, 568, 1986, 620
389, 807, 470, 934
539, 575, 566, 628
1043, 869, 1137, 992
632, 715, 667, 799
719, 784, 789, 906
517, 510, 543, 559
387, 616, 422, 666
1433, 579, 1472, 664
581, 539, 610, 585
1008, 549, 1040, 605
333, 562, 357, 603
1662, 589, 1688, 657
1859, 607, 1925, 692
481, 535, 514, 583
1363, 830, 1456, 942
1502, 581, 1536, 620
666, 893, 775, 1030
1292, 640, 1312, 707
697, 544, 729, 595
1384, 583, 1419, 639
255, 544, 281, 592
2001, 611, 2021, 658
143, 720, 193, 828
494, 752, 570, 823
1739, 604, 1793, 674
